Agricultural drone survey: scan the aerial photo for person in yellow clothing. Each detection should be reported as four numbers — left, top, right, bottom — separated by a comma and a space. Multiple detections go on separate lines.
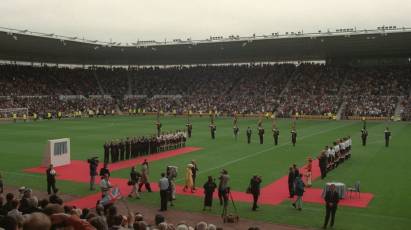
58, 111, 62, 120
12, 113, 17, 123
33, 113, 38, 121
23, 114, 27, 122
47, 112, 52, 120
183, 164, 194, 193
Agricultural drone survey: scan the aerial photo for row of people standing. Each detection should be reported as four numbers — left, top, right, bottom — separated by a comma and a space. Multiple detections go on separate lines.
318, 136, 352, 179
103, 130, 187, 163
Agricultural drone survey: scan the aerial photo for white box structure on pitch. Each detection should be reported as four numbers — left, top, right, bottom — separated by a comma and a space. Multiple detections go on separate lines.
43, 138, 71, 167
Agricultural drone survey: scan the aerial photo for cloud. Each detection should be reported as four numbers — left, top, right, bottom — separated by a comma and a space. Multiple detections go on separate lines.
0, 0, 409, 42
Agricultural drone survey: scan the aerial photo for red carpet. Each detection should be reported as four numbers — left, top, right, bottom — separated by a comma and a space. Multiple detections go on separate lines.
24, 149, 373, 209
24, 147, 202, 183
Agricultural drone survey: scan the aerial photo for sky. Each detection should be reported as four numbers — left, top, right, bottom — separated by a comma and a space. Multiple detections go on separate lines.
0, 0, 410, 43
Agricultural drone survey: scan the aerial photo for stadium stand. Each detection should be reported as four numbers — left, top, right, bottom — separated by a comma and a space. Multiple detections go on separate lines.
1, 64, 411, 120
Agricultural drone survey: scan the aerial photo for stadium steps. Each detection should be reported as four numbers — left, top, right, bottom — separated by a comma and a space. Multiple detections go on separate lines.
278, 68, 299, 97
93, 72, 105, 94
336, 101, 347, 120
394, 96, 406, 117
126, 72, 132, 95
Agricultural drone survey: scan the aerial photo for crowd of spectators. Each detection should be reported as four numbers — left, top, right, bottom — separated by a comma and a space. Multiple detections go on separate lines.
0, 187, 264, 230
1, 64, 410, 119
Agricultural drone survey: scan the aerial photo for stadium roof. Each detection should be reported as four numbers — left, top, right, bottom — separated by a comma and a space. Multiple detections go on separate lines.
1, 27, 411, 65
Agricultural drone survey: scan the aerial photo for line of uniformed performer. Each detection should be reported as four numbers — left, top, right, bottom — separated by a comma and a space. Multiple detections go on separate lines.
103, 130, 187, 163
211, 120, 300, 146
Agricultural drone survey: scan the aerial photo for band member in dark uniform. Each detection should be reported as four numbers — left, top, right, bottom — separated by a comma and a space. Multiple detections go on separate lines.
384, 127, 391, 147
110, 141, 116, 163
246, 127, 252, 144
258, 126, 264, 144
361, 128, 368, 146
119, 140, 125, 161
323, 184, 340, 229
46, 164, 58, 195
125, 138, 131, 160
249, 175, 262, 211
156, 121, 162, 137
291, 129, 297, 147
233, 125, 239, 141
273, 127, 280, 145
209, 123, 216, 140
318, 150, 327, 179
186, 122, 193, 138
103, 141, 110, 164
113, 141, 119, 162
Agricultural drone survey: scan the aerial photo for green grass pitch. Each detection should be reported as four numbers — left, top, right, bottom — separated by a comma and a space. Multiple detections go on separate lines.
0, 116, 410, 230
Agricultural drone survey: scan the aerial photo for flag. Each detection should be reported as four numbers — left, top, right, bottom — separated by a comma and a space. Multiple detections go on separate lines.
100, 187, 122, 206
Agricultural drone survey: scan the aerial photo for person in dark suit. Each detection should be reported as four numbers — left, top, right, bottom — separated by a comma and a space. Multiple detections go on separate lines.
246, 127, 252, 144
119, 140, 125, 161
323, 184, 340, 229
319, 150, 328, 179
46, 164, 58, 195
202, 176, 217, 211
125, 138, 131, 160
384, 127, 391, 147
273, 127, 280, 145
103, 141, 110, 164
249, 175, 262, 211
209, 123, 216, 139
361, 128, 368, 146
288, 167, 295, 198
191, 160, 199, 190
258, 126, 264, 144
291, 129, 297, 147
109, 141, 116, 163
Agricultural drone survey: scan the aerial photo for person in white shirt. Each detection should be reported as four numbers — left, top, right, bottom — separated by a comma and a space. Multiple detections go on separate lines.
158, 173, 169, 211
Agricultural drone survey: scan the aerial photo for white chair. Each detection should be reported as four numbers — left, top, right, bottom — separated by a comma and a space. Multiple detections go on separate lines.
347, 181, 360, 199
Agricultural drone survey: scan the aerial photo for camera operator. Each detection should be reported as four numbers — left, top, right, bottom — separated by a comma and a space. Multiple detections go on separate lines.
87, 157, 99, 191
218, 169, 230, 216
249, 175, 262, 211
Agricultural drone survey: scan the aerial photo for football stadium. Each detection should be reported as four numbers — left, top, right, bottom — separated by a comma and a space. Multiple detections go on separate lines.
0, 1, 411, 230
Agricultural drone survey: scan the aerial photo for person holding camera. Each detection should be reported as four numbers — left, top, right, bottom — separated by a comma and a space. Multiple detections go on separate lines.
128, 166, 141, 199
87, 157, 99, 191
249, 175, 262, 211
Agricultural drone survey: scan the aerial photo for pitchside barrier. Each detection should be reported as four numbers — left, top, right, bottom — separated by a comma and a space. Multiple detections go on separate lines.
42, 138, 71, 167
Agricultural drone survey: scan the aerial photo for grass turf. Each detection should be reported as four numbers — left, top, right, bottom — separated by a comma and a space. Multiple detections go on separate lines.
0, 116, 410, 230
